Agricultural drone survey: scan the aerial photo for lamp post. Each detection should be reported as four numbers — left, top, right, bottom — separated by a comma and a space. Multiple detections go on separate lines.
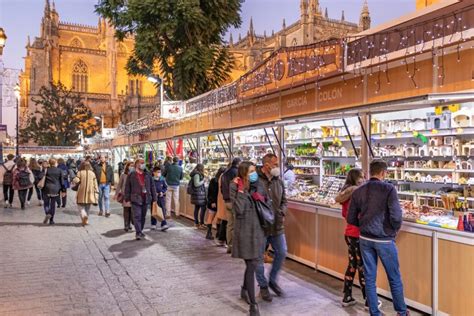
0, 27, 6, 163
147, 75, 164, 116
14, 83, 19, 158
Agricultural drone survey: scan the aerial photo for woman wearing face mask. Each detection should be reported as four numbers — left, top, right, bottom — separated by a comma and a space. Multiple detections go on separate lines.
124, 158, 157, 240
231, 161, 265, 316
116, 162, 134, 232
151, 166, 169, 231
335, 168, 378, 309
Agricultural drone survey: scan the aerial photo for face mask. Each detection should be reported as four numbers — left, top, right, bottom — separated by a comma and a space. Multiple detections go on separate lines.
270, 167, 280, 177
249, 171, 258, 183
153, 176, 160, 181
139, 164, 146, 170
129, 167, 135, 173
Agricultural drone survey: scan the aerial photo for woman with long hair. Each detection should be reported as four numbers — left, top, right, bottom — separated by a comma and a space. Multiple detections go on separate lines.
205, 166, 226, 239
335, 168, 373, 308
189, 163, 207, 229
42, 158, 64, 225
231, 161, 265, 316
73, 161, 98, 226
116, 162, 134, 232
27, 158, 43, 206
12, 158, 35, 210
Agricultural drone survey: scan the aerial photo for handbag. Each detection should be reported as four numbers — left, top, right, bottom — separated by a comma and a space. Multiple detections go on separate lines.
252, 192, 275, 231
151, 201, 164, 221
37, 168, 47, 189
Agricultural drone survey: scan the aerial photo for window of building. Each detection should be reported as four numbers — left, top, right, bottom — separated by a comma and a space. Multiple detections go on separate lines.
72, 60, 88, 93
70, 38, 83, 48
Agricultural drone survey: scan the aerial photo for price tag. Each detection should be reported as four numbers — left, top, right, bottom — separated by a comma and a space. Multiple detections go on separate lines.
457, 128, 464, 134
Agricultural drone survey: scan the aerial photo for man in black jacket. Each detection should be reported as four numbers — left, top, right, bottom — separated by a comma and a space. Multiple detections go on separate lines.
347, 160, 408, 316
255, 153, 287, 302
220, 157, 241, 253
94, 155, 114, 217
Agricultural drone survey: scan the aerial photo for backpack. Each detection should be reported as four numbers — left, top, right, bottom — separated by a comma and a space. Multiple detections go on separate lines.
3, 164, 14, 186
18, 169, 32, 188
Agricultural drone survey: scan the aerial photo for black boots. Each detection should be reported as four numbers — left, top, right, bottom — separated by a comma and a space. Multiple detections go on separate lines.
240, 286, 250, 304
260, 287, 273, 302
215, 223, 221, 239
206, 224, 214, 240
249, 303, 260, 316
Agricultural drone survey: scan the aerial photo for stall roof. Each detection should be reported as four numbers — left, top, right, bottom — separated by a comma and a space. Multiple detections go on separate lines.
351, 0, 462, 39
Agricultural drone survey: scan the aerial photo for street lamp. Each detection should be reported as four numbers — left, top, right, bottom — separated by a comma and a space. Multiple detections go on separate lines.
0, 27, 6, 163
94, 115, 104, 138
14, 83, 20, 158
147, 75, 164, 115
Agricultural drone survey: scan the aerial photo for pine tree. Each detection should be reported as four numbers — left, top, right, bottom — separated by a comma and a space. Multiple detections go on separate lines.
20, 82, 98, 146
95, 0, 243, 100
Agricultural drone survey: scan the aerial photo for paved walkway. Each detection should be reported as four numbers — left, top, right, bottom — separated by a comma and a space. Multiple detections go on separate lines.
0, 195, 424, 316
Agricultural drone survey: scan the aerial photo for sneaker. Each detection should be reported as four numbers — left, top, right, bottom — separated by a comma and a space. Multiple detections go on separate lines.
365, 300, 383, 310
139, 232, 146, 238
39, 201, 43, 206
199, 224, 207, 230
161, 224, 170, 232
215, 240, 225, 247
27, 201, 31, 206
105, 212, 111, 217
151, 225, 157, 230
269, 281, 284, 297
49, 220, 55, 225
98, 211, 104, 216
43, 214, 52, 224
135, 234, 141, 240
259, 287, 273, 302
342, 295, 357, 307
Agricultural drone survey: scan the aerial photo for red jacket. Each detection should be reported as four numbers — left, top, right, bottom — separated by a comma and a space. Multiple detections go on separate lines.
336, 186, 360, 238
341, 199, 360, 238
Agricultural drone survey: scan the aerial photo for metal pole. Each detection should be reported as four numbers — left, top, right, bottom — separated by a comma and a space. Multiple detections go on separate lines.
342, 118, 359, 159
101, 115, 104, 138
357, 115, 374, 159
160, 79, 164, 117
15, 97, 19, 158
263, 128, 276, 154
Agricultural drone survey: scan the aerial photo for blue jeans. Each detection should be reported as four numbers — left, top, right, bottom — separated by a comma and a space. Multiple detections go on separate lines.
360, 238, 408, 316
256, 234, 287, 288
98, 184, 110, 212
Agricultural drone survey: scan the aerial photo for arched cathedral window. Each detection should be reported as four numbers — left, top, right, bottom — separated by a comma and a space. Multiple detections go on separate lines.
72, 60, 88, 93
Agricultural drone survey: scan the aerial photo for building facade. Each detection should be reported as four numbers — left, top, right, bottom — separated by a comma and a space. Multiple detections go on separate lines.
227, 0, 371, 79
20, 0, 157, 130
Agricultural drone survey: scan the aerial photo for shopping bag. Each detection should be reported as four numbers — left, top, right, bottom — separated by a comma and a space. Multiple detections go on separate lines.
151, 202, 164, 221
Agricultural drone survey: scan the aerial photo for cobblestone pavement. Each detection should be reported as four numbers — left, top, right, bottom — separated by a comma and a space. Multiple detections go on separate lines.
0, 194, 424, 316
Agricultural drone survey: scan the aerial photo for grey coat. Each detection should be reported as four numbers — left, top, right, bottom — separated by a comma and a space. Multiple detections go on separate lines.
231, 181, 265, 260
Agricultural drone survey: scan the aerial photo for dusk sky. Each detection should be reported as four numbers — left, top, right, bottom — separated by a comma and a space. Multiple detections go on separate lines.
0, 0, 415, 135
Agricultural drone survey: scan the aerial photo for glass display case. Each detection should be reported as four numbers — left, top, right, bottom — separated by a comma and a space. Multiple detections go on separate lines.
233, 128, 278, 164
200, 133, 230, 180
284, 117, 361, 205
372, 103, 474, 231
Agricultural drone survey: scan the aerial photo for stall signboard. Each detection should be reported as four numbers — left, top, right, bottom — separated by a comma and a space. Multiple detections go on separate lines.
280, 89, 316, 118
162, 101, 185, 119
239, 40, 342, 100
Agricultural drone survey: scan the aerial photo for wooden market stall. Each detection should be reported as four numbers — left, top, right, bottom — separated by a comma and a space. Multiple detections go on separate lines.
105, 2, 474, 315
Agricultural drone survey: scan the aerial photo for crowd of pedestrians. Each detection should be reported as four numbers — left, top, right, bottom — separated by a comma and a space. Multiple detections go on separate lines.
0, 152, 409, 316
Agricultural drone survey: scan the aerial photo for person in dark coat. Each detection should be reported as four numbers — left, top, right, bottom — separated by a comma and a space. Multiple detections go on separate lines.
151, 167, 169, 232
220, 157, 241, 253
205, 166, 226, 240
231, 161, 265, 316
42, 158, 64, 225
57, 158, 69, 208
189, 163, 207, 229
28, 158, 44, 206
124, 158, 157, 240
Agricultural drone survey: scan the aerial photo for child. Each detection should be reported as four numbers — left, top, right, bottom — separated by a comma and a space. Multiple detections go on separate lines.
151, 167, 169, 231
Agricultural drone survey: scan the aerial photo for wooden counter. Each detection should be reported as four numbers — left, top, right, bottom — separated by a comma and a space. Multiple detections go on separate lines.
286, 200, 474, 315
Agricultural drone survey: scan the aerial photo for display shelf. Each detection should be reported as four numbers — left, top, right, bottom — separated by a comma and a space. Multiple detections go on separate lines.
372, 127, 474, 140
286, 137, 362, 145
295, 173, 320, 176
388, 167, 456, 172
287, 156, 320, 159
398, 191, 474, 202
388, 179, 468, 186
321, 156, 357, 159
293, 165, 320, 168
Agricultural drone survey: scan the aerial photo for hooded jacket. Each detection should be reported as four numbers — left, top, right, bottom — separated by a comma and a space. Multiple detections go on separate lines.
257, 167, 287, 236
